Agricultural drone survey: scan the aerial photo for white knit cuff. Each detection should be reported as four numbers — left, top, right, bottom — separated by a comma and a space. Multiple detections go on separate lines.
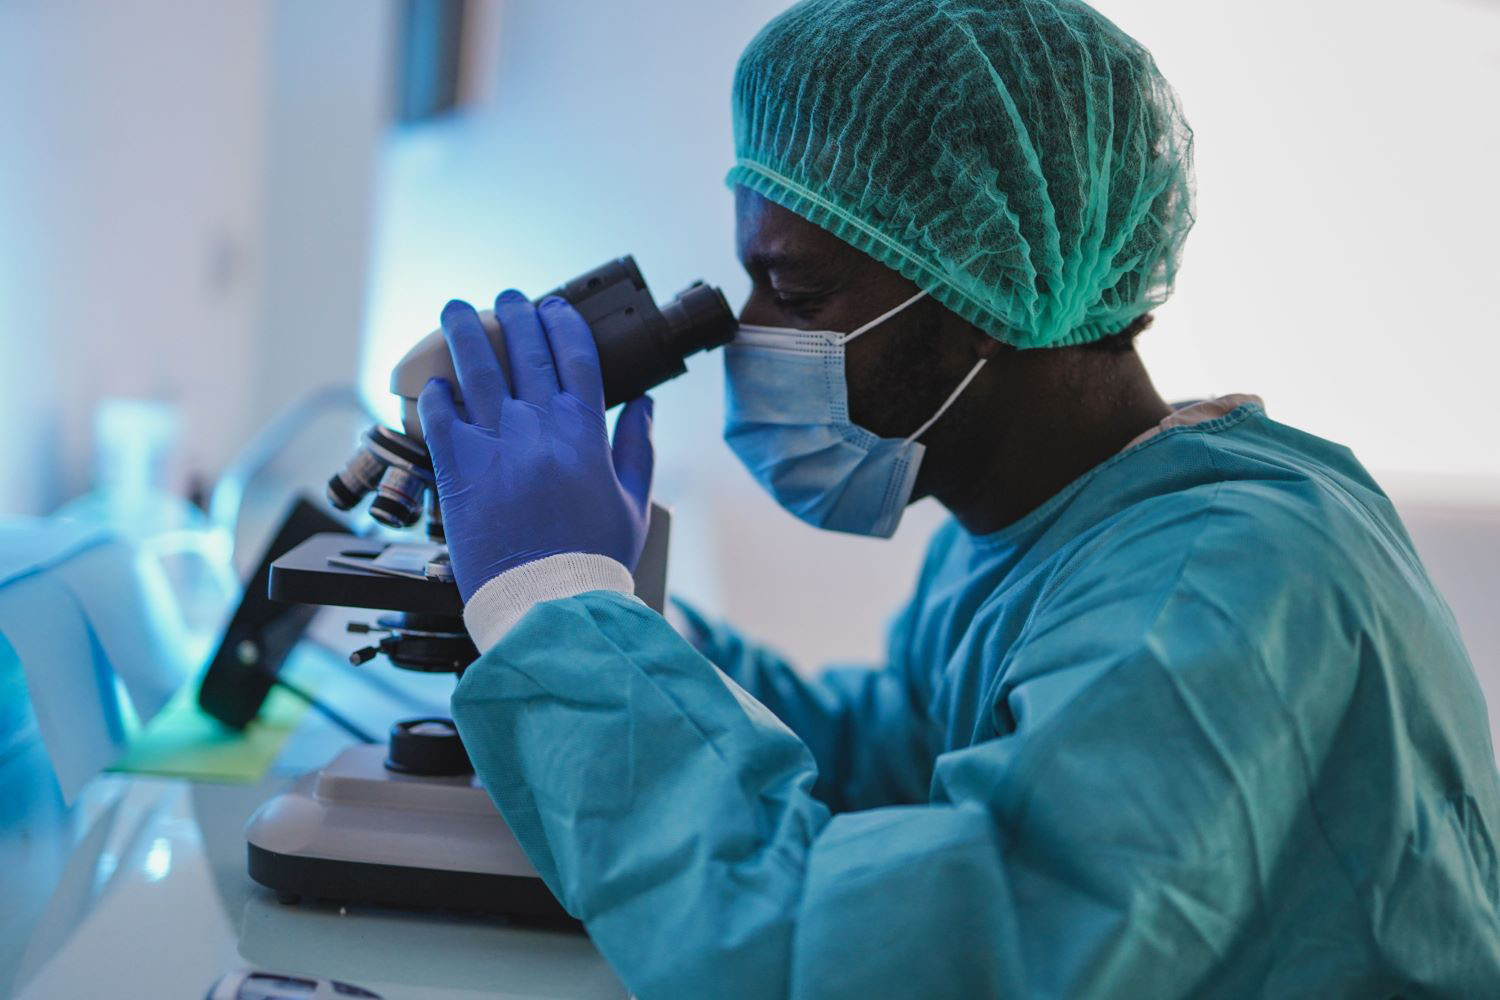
462, 552, 636, 653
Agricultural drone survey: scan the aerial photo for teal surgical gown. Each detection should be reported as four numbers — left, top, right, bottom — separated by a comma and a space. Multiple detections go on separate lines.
451, 401, 1500, 997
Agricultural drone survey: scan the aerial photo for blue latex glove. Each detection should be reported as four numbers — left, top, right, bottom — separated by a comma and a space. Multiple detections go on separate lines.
417, 291, 654, 603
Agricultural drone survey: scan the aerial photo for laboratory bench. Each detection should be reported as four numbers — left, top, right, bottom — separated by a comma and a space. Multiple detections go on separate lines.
1, 632, 628, 1000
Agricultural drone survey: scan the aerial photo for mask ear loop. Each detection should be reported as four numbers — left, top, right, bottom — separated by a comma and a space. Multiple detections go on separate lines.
834, 290, 929, 346
841, 255, 992, 441
903, 357, 988, 444
837, 247, 990, 347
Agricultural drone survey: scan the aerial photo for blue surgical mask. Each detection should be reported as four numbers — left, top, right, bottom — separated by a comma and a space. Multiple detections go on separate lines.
723, 291, 988, 538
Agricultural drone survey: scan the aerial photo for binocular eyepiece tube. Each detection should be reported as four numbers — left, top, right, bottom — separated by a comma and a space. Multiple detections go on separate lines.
327, 256, 736, 535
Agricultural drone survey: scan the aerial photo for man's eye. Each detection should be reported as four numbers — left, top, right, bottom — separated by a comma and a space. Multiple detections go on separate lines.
772, 293, 824, 319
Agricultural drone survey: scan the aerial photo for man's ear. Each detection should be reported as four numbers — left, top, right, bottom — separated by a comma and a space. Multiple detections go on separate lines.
968, 324, 1010, 360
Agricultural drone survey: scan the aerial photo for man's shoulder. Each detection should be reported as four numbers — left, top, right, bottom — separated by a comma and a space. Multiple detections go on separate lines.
1111, 410, 1402, 564
1051, 421, 1420, 626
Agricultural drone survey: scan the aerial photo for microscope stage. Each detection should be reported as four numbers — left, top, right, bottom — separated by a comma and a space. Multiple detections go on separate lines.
268, 533, 463, 615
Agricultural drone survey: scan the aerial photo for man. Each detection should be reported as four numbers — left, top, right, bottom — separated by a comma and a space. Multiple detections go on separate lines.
417, 0, 1500, 995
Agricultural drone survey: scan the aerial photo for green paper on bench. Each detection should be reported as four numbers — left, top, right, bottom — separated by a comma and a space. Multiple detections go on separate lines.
109, 680, 308, 783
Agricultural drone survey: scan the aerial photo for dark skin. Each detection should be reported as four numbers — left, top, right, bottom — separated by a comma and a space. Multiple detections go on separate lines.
735, 188, 1173, 534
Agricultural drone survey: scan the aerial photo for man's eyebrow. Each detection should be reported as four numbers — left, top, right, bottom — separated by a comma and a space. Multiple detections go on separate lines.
744, 250, 826, 275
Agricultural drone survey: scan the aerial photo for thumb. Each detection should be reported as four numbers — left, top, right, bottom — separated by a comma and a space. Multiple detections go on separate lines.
611, 395, 654, 513
417, 377, 459, 472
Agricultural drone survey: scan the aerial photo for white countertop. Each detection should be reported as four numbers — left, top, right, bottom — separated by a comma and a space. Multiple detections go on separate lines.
1, 638, 628, 999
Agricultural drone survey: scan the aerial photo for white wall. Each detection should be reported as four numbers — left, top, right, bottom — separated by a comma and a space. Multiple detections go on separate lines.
0, 0, 265, 512
0, 0, 393, 514
360, 0, 1500, 678
254, 2, 395, 444
1099, 0, 1500, 488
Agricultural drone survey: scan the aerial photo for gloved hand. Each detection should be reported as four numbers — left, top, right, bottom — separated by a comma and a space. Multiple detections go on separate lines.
417, 290, 655, 603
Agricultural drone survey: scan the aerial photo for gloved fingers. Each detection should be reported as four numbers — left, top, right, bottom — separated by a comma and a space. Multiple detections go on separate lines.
440, 299, 508, 429
538, 296, 606, 413
611, 395, 655, 514
417, 377, 459, 470
494, 289, 560, 406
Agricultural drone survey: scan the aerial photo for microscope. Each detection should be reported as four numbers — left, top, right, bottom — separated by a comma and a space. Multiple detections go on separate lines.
240, 257, 734, 920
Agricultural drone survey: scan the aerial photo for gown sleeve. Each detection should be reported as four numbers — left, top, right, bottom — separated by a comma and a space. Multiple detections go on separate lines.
451, 550, 1330, 999
670, 596, 933, 811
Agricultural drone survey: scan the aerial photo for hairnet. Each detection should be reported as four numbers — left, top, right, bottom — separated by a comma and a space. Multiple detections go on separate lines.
728, 0, 1196, 349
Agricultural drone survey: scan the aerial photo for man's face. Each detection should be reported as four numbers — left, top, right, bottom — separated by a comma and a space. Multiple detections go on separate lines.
733, 187, 994, 452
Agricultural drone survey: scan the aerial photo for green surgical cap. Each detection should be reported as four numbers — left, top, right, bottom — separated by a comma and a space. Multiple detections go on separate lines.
728, 0, 1195, 349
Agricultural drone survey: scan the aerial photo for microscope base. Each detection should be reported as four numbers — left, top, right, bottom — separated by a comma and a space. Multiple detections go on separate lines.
245, 744, 570, 923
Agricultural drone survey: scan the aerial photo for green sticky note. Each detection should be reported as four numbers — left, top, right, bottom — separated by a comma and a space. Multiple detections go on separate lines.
108, 680, 308, 783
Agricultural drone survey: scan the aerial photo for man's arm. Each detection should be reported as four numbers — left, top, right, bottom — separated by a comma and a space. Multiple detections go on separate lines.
672, 598, 933, 812
453, 577, 1335, 999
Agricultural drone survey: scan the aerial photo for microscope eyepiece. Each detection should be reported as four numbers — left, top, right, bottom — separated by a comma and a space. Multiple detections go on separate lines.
538, 256, 737, 408
660, 281, 737, 363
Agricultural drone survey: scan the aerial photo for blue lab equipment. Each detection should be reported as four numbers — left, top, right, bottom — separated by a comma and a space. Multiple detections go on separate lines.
0, 520, 187, 799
